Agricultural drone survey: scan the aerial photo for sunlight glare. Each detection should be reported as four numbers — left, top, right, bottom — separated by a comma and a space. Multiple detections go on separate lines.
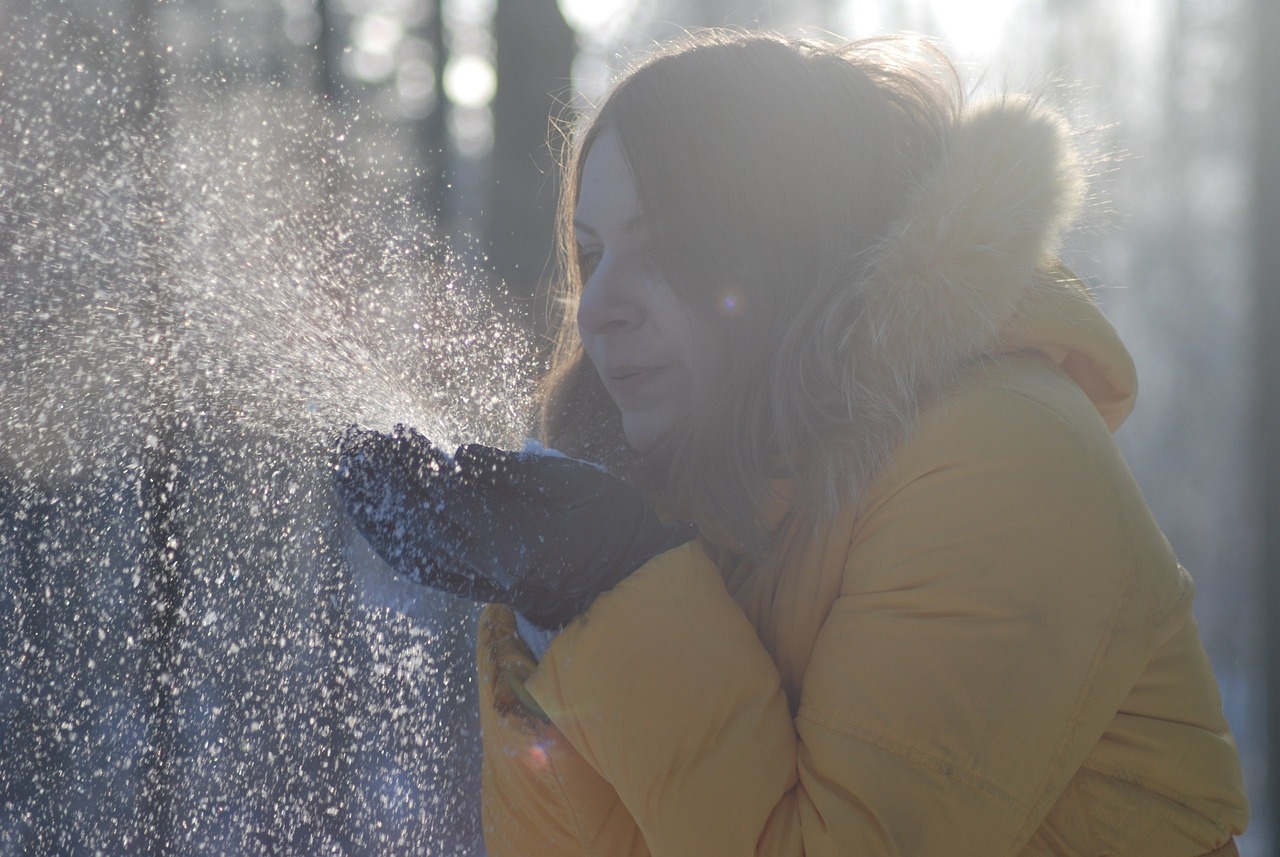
929, 0, 1021, 58
558, 0, 630, 33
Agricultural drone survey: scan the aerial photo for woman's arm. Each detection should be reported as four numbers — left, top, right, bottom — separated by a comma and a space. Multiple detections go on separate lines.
515, 367, 1193, 856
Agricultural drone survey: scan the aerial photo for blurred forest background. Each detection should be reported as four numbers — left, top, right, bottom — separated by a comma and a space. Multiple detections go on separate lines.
0, 0, 1275, 854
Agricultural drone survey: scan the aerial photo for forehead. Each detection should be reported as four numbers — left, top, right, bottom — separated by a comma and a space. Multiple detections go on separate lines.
574, 130, 643, 235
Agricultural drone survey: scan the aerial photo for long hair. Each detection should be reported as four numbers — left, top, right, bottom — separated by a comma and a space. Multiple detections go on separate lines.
540, 31, 965, 554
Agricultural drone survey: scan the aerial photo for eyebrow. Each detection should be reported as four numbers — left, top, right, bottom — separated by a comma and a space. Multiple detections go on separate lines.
572, 213, 647, 238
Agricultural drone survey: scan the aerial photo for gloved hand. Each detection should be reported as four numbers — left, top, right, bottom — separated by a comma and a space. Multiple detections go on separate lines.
333, 425, 695, 630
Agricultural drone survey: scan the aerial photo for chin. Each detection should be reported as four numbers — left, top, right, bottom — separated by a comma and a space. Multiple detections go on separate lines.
622, 427, 659, 452
621, 414, 673, 453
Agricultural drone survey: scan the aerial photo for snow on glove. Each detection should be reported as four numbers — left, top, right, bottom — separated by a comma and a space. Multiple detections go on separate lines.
332, 424, 511, 605
333, 425, 695, 630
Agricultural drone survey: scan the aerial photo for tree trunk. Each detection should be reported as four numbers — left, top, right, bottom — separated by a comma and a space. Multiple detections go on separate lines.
490, 0, 575, 335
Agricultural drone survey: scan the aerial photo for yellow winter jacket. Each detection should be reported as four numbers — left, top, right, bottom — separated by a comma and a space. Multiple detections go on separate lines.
476, 99, 1250, 856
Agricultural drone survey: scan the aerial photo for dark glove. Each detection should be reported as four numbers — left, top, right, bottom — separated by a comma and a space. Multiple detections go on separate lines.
333, 425, 695, 629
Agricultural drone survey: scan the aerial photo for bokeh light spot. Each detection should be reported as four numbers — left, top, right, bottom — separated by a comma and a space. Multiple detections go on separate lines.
442, 54, 496, 109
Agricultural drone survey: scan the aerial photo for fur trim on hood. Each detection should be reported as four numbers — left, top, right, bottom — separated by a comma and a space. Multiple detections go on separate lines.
812, 95, 1097, 517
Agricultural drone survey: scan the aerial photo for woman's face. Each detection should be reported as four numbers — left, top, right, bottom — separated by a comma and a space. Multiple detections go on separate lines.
574, 130, 725, 451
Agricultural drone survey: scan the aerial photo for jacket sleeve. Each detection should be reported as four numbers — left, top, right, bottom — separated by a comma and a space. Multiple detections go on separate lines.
477, 604, 652, 857
519, 375, 1190, 856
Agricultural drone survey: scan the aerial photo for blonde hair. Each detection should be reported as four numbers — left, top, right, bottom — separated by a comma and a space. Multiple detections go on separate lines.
540, 31, 964, 555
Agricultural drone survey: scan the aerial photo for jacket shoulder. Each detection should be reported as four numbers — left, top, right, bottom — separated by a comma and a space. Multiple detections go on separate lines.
870, 352, 1150, 513
851, 351, 1191, 643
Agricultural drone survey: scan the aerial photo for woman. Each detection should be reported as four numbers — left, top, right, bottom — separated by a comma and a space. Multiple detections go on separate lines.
336, 31, 1249, 856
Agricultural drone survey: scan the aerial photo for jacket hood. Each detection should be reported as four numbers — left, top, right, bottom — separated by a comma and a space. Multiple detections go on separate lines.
826, 95, 1137, 514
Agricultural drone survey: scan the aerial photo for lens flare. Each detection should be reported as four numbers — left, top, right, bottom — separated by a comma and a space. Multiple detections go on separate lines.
716, 286, 746, 318
522, 740, 552, 773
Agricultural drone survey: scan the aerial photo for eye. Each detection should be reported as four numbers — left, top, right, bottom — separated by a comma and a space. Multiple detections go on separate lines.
576, 243, 602, 280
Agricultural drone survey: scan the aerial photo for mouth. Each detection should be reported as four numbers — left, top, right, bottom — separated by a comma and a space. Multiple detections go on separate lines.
604, 366, 662, 395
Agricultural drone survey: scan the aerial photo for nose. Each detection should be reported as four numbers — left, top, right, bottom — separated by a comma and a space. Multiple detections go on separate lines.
576, 256, 642, 337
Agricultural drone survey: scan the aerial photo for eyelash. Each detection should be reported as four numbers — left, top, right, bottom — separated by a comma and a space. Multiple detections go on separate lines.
576, 244, 602, 279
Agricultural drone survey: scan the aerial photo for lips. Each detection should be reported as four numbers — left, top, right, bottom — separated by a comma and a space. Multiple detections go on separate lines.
603, 365, 662, 396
